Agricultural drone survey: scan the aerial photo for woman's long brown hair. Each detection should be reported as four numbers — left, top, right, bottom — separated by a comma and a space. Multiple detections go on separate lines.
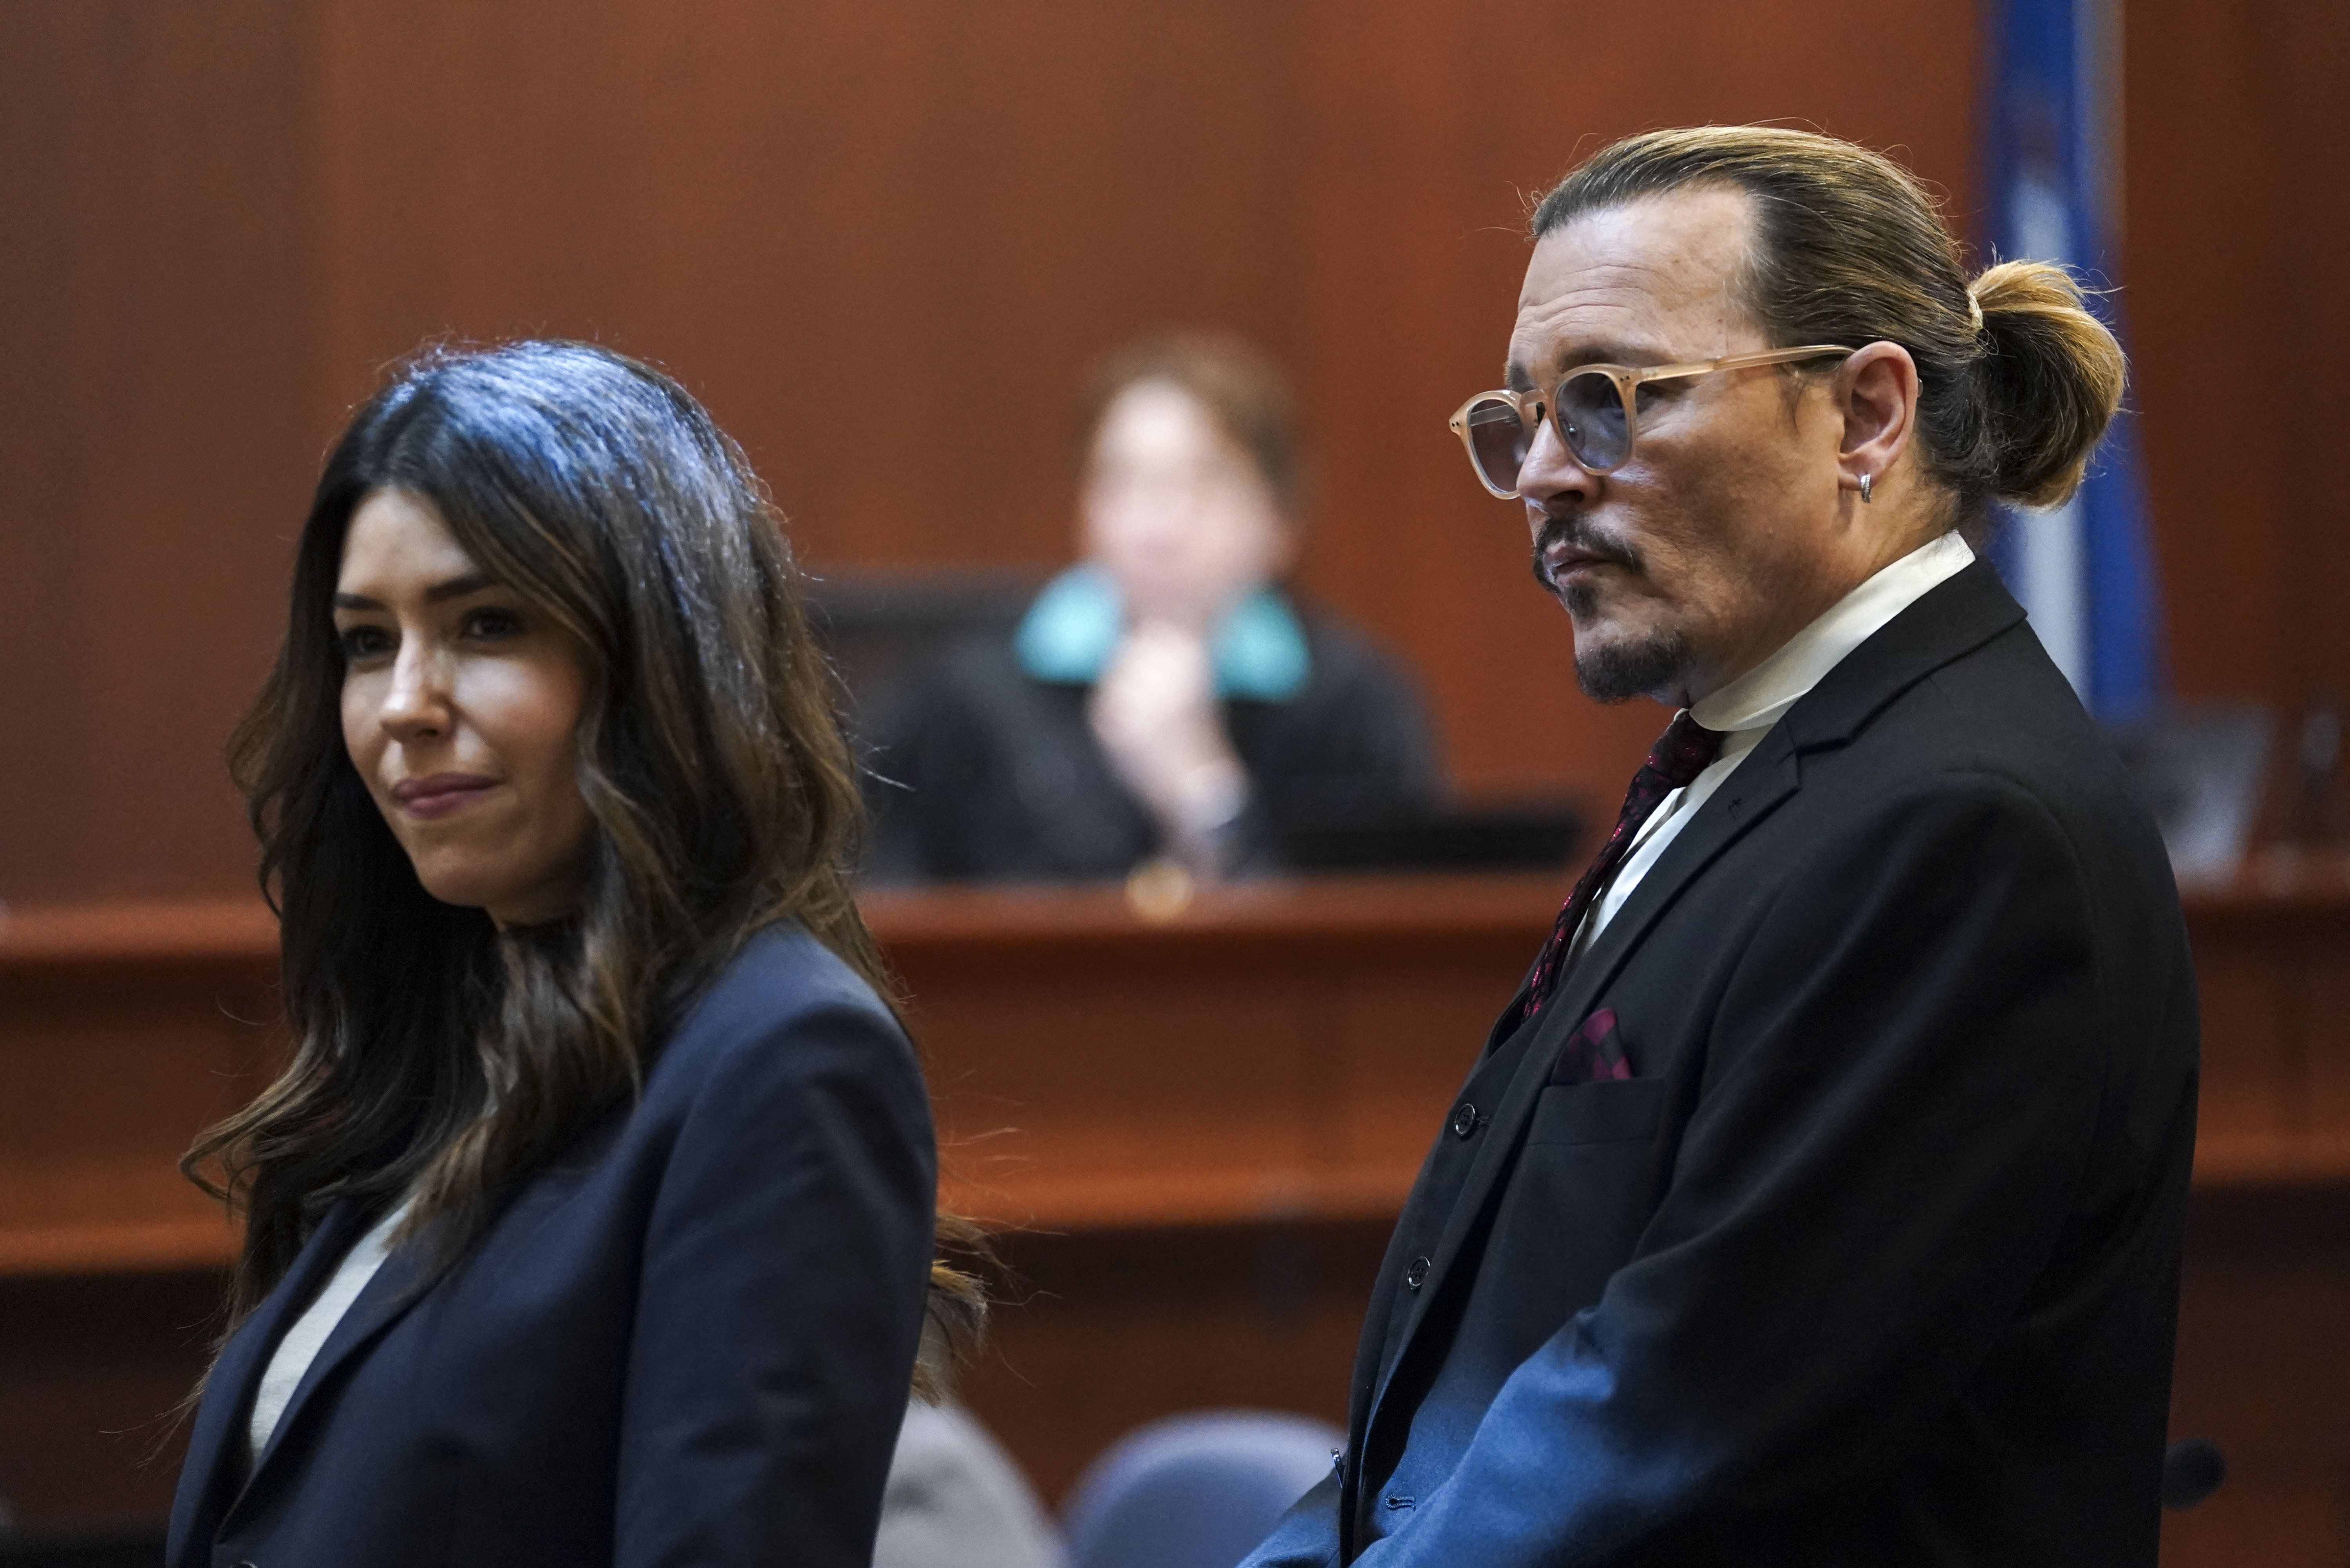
186, 340, 980, 1393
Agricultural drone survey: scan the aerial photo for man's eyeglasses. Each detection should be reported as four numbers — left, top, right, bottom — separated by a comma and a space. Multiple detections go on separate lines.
1446, 345, 1854, 499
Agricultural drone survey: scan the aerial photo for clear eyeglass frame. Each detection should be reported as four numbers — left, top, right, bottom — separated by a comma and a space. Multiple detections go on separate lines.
1445, 345, 1855, 499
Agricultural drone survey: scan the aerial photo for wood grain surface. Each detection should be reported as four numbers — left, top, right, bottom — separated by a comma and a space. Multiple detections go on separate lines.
3, 873, 2346, 1557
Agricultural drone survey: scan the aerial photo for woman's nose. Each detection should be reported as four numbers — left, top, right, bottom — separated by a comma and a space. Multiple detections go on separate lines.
379, 642, 453, 738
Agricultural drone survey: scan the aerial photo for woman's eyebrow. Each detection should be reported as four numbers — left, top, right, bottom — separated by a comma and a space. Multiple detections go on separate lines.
331, 572, 496, 612
423, 571, 495, 603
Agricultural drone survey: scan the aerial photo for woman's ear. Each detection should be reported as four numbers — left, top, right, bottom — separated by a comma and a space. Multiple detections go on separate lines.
1837, 340, 1921, 495
1263, 513, 1302, 581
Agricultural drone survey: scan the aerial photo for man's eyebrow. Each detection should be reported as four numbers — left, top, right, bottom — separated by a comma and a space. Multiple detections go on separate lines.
1505, 341, 1661, 394
1572, 341, 1651, 367
331, 572, 497, 612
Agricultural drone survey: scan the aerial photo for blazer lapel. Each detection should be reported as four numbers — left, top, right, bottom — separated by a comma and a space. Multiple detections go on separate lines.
228, 1217, 434, 1519
1359, 561, 2029, 1444
170, 1201, 369, 1563
1542, 731, 1804, 1036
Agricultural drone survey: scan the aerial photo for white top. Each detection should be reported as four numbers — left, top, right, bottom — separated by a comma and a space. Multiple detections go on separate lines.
245, 1199, 413, 1464
1568, 531, 1976, 962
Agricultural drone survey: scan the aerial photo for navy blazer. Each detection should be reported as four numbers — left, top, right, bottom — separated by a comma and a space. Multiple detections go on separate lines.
168, 922, 937, 1568
1245, 562, 2200, 1566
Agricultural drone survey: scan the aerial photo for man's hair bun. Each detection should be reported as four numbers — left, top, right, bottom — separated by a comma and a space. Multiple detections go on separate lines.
1969, 260, 2127, 510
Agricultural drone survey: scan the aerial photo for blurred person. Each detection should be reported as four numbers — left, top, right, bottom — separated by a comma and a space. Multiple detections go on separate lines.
169, 341, 972, 1568
874, 1396, 1067, 1568
1244, 128, 2196, 1566
865, 331, 1437, 882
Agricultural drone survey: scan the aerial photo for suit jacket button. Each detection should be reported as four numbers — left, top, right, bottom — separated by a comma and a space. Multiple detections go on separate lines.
1404, 1255, 1430, 1290
1450, 1102, 1479, 1138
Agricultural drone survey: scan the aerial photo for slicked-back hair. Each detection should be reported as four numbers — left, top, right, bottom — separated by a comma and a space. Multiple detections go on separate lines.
1532, 126, 2126, 530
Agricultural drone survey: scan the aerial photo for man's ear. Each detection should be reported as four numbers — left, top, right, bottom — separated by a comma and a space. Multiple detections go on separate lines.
1837, 341, 1920, 496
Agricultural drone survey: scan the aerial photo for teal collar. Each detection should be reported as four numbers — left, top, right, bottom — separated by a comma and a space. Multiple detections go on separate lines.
1013, 565, 1311, 702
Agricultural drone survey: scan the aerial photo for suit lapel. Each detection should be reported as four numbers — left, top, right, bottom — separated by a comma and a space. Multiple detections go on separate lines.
1542, 732, 1803, 1036
171, 1201, 369, 1561
226, 1216, 434, 1519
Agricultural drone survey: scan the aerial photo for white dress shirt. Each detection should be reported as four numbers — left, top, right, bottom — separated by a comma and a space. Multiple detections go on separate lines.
1568, 531, 1976, 962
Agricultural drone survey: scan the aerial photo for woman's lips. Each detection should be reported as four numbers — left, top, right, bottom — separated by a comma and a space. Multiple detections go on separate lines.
390, 773, 499, 819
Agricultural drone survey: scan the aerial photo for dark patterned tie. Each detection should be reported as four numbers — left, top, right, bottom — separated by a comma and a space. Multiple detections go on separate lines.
1508, 710, 1725, 1031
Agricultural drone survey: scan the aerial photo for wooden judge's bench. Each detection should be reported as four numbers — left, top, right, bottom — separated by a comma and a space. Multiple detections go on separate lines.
2, 870, 2346, 1563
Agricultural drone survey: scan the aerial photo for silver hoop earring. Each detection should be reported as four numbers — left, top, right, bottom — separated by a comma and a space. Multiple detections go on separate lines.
1858, 472, 1874, 504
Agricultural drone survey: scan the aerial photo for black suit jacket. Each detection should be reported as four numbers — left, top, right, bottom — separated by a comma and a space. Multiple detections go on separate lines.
861, 607, 1438, 882
166, 923, 937, 1568
1244, 562, 2200, 1566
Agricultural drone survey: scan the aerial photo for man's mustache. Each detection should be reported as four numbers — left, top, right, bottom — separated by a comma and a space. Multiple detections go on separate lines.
1530, 514, 1643, 594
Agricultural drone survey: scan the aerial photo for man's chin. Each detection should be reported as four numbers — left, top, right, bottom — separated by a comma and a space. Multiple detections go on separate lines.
1571, 625, 1692, 706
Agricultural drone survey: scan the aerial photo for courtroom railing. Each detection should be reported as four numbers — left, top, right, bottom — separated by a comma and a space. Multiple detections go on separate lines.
4, 865, 2346, 1275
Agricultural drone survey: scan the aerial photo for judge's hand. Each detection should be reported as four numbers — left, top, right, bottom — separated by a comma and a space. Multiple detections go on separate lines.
1089, 620, 1249, 870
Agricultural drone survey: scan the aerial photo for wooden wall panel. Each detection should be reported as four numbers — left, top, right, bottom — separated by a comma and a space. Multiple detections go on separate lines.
882, 877, 1550, 1226
0, 1, 318, 904
0, 904, 281, 1273
0, 1270, 218, 1524
0, 0, 1986, 904
305, 0, 1305, 568
2127, 0, 2350, 711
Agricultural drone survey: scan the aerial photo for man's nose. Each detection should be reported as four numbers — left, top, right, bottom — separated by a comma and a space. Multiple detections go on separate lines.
1516, 412, 1598, 532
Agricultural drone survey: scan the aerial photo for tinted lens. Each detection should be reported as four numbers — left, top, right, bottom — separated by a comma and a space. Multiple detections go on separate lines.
1556, 371, 1631, 471
1463, 397, 1530, 493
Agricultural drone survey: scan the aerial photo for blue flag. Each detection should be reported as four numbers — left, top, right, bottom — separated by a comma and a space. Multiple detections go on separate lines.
1982, 0, 2164, 722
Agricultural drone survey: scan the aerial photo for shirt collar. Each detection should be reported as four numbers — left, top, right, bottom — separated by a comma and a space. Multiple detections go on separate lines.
1012, 564, 1312, 702
1689, 531, 1975, 736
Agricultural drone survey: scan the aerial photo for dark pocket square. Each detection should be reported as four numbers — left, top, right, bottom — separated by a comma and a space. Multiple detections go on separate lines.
1551, 1006, 1632, 1084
